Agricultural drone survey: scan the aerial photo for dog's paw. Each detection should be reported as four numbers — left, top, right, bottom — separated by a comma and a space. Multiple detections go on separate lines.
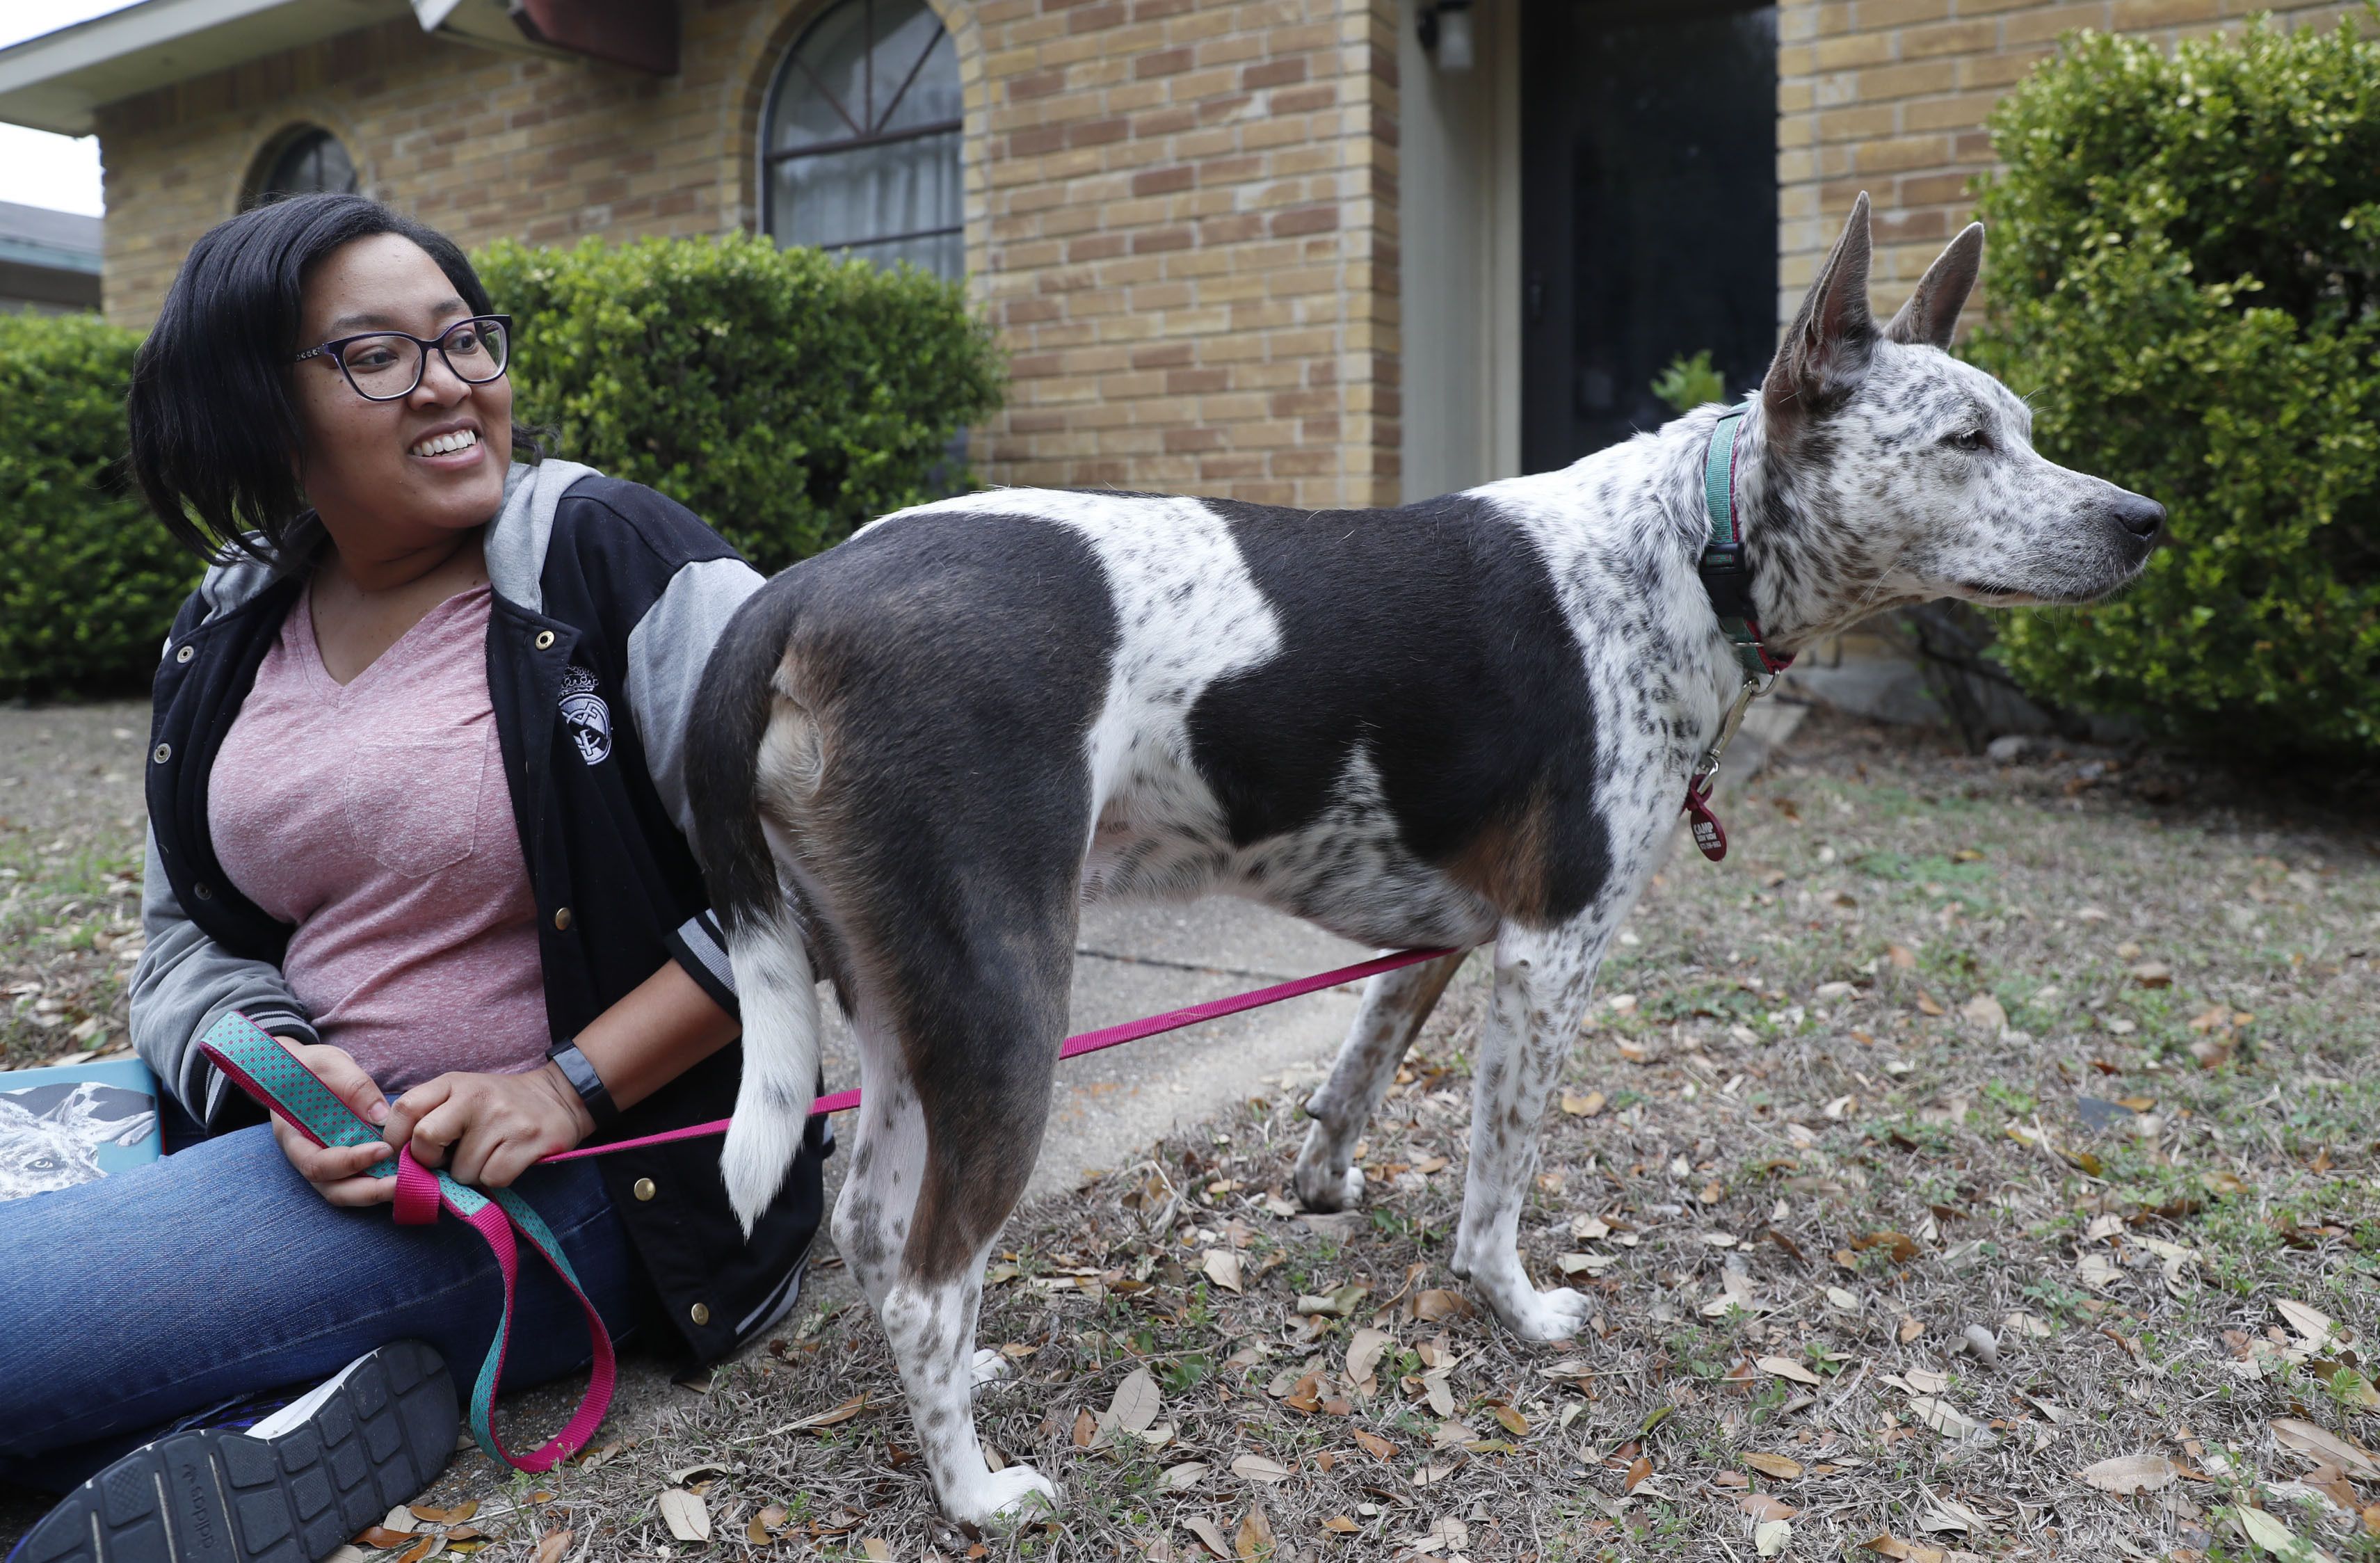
944, 1463, 1061, 1526
1489, 1283, 1593, 1345
1292, 1158, 1364, 1212
970, 1347, 1015, 1392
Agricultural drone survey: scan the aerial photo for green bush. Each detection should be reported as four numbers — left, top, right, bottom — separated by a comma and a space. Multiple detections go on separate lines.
1965, 19, 2380, 755
474, 233, 1005, 574
0, 312, 196, 698
1651, 350, 1728, 417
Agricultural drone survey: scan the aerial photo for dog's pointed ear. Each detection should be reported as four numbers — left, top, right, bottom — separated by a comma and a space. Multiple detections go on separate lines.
1885, 222, 1985, 349
1762, 192, 1877, 437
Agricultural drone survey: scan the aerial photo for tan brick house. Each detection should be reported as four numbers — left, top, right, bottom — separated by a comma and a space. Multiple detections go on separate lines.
0, 0, 2355, 510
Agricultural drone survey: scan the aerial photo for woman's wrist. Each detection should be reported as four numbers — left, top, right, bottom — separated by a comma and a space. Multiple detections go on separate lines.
537, 1059, 599, 1141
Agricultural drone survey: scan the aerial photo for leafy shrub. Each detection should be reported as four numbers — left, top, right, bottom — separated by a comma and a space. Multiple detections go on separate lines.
0, 312, 196, 698
1965, 19, 2380, 755
1652, 350, 1728, 417
474, 233, 1004, 574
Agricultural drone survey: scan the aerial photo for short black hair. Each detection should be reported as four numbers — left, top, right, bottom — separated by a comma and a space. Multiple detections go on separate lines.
127, 193, 542, 567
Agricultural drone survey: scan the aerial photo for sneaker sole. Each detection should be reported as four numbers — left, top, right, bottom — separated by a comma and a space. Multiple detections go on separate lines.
13, 1341, 456, 1563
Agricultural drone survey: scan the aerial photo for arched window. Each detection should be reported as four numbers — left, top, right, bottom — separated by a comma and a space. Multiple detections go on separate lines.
244, 127, 358, 209
762, 0, 963, 278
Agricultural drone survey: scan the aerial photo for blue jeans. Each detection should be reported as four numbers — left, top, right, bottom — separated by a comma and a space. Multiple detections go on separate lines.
0, 1120, 648, 1494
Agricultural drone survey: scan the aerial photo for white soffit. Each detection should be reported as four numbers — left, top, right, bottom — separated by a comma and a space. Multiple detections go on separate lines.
0, 0, 410, 136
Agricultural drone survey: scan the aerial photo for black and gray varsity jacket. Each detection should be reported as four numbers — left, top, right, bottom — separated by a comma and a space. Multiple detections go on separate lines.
129, 459, 829, 1364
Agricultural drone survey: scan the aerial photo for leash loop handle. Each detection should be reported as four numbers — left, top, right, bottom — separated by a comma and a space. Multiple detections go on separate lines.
198, 1012, 614, 1473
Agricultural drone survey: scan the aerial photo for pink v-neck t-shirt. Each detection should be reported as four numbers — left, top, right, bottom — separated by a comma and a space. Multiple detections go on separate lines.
209, 584, 551, 1096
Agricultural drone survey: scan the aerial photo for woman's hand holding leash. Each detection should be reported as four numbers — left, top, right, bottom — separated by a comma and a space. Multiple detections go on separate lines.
268, 1039, 595, 1203
380, 1066, 595, 1192
268, 1039, 401, 1206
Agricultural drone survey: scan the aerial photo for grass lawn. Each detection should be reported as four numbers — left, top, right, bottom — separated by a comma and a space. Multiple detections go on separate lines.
10, 707, 2379, 1562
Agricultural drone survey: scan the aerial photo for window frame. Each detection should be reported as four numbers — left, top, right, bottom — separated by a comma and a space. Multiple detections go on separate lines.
241, 124, 359, 211
757, 0, 963, 271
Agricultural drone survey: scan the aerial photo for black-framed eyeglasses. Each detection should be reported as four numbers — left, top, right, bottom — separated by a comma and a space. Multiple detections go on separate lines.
294, 314, 512, 402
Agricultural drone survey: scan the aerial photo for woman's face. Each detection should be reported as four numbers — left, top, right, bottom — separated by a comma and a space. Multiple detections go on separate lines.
289, 232, 513, 553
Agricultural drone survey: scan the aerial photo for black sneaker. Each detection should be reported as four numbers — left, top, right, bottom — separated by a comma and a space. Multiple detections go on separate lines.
10, 1342, 456, 1563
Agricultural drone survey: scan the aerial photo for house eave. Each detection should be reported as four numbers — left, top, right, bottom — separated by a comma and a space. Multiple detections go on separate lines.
0, 0, 410, 136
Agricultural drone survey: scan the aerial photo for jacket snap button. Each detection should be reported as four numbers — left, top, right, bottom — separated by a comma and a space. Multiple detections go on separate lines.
192, 881, 213, 900
553, 906, 573, 931
174, 645, 194, 664
689, 1302, 710, 1326
152, 742, 171, 764
634, 1177, 657, 1201
534, 630, 556, 650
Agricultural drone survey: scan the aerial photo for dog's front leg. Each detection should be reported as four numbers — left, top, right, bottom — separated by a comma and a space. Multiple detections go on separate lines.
1292, 949, 1470, 1210
1448, 922, 1605, 1341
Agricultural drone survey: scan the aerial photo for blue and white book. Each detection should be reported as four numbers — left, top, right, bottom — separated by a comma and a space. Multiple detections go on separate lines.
0, 1055, 162, 1201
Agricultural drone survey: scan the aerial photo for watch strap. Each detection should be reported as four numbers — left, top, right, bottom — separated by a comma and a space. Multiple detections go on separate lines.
545, 1039, 618, 1128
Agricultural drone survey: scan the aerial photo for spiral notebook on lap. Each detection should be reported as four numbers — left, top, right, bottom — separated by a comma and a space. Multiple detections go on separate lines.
0, 1055, 163, 1201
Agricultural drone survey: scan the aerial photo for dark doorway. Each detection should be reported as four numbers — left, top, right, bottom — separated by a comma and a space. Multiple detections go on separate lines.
1520, 0, 1779, 469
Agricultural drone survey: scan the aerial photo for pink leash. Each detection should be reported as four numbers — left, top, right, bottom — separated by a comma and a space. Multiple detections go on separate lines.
203, 945, 1459, 1470
542, 944, 1460, 1161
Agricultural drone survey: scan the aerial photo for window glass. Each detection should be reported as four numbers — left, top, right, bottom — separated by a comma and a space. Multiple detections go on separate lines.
763, 0, 963, 280
249, 128, 357, 207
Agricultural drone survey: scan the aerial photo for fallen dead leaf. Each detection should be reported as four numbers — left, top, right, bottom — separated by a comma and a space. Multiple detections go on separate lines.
1755, 1518, 1792, 1557
1740, 1493, 1799, 1521
1352, 1428, 1398, 1461
861, 1542, 893, 1563
1862, 1537, 1947, 1562
1182, 1517, 1232, 1560
1907, 1397, 1992, 1443
657, 1489, 709, 1544
1758, 1356, 1821, 1385
1202, 1249, 1244, 1294
1560, 1089, 1606, 1117
408, 1503, 477, 1525
1625, 1455, 1654, 1492
2273, 1418, 2379, 1478
1233, 1505, 1276, 1562
1161, 1461, 1209, 1490
1744, 1452, 1804, 1480
1411, 1289, 1470, 1322
1110, 1367, 1162, 1433
1230, 1454, 1293, 1484
2079, 1454, 2180, 1495
531, 1530, 570, 1563
2276, 1299, 2340, 1351
1344, 1327, 1392, 1390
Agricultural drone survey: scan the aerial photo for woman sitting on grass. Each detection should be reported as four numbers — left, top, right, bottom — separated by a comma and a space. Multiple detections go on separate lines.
0, 193, 830, 1563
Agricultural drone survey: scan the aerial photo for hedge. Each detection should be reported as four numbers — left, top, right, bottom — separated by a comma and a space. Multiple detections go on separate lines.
475, 232, 1006, 574
1964, 19, 2380, 756
0, 312, 195, 698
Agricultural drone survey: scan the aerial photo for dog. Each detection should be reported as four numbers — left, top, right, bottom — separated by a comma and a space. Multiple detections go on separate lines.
684, 193, 2164, 1523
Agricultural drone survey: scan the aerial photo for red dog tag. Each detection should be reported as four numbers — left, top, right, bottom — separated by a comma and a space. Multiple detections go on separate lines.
1683, 780, 1726, 861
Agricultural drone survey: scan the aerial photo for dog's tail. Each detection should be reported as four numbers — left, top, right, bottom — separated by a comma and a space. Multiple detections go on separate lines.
687, 576, 823, 1236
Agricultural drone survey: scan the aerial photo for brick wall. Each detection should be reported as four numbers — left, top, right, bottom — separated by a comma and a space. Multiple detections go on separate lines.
91, 0, 1403, 508
970, 0, 1399, 506
1774, 0, 2358, 321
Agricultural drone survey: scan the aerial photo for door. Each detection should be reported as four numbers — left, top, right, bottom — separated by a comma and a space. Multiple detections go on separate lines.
1520, 0, 1778, 470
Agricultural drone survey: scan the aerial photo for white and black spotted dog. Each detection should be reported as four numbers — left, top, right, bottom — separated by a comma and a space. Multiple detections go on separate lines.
684, 195, 2164, 1523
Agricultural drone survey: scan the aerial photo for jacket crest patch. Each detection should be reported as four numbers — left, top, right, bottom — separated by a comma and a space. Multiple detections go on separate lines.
559, 664, 613, 766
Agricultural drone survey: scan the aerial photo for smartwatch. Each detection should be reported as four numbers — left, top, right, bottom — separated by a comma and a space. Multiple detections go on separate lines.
545, 1037, 619, 1128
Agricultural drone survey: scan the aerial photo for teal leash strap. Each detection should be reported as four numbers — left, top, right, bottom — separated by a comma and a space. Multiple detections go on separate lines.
198, 1011, 618, 1471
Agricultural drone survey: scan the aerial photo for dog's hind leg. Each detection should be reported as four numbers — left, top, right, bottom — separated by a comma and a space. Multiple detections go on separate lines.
1292, 949, 1470, 1211
1449, 921, 1609, 1342
831, 1013, 1061, 1526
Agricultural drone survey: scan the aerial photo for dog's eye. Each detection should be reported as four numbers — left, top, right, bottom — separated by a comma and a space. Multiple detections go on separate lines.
1946, 428, 1989, 451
